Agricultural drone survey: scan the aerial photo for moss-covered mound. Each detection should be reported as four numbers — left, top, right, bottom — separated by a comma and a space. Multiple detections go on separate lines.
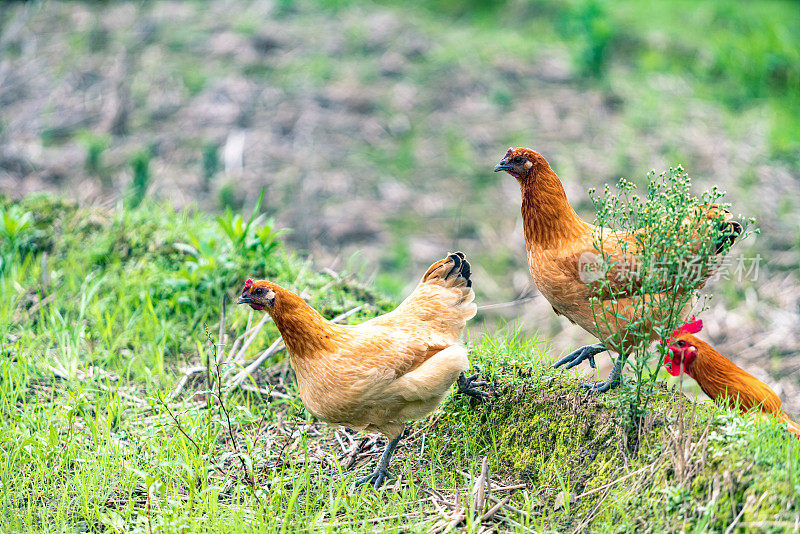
433, 336, 800, 532
471, 368, 623, 491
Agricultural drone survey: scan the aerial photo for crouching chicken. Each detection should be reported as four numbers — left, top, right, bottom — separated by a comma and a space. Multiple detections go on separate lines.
665, 318, 799, 437
237, 252, 487, 488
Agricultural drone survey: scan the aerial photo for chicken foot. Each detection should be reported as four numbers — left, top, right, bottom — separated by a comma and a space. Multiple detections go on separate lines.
456, 372, 490, 401
553, 342, 606, 370
583, 353, 626, 394
355, 434, 402, 489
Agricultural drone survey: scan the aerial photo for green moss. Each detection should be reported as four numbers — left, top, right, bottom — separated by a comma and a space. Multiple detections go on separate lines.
435, 370, 637, 521
430, 335, 800, 531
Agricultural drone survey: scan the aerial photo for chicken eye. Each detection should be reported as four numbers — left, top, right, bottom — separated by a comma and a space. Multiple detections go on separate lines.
676, 340, 686, 347
255, 287, 263, 295
512, 156, 524, 164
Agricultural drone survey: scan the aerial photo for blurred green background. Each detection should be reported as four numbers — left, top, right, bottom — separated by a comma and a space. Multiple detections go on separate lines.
2, 0, 799, 408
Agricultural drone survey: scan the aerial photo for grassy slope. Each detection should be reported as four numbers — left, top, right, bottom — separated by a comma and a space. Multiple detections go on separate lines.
441, 336, 800, 532
2, 196, 798, 532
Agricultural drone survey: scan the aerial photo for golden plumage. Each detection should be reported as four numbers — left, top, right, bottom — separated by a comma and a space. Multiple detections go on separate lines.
238, 252, 476, 441
667, 332, 799, 437
498, 147, 740, 355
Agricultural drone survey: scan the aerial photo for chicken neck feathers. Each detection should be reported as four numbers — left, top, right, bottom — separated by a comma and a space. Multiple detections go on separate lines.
683, 335, 784, 415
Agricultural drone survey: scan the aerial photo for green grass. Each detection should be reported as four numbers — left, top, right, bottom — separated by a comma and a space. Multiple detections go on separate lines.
439, 334, 800, 531
2, 196, 798, 532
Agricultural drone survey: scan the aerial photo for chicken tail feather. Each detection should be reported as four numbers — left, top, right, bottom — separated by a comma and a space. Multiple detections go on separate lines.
422, 251, 473, 289
714, 218, 743, 254
394, 252, 477, 334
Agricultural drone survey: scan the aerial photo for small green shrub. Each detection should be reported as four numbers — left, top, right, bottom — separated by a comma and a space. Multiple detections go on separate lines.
560, 0, 615, 79
0, 205, 35, 272
585, 167, 753, 429
172, 190, 287, 294
218, 182, 244, 211
201, 142, 220, 191
180, 63, 207, 96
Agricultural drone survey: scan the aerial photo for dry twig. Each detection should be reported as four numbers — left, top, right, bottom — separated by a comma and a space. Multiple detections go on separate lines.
472, 456, 490, 515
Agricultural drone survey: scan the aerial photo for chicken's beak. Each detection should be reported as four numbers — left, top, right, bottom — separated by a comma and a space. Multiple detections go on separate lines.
494, 161, 510, 172
237, 296, 252, 305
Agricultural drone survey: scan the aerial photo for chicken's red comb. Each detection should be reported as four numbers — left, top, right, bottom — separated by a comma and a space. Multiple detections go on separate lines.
243, 279, 254, 291
671, 317, 703, 338
505, 148, 513, 158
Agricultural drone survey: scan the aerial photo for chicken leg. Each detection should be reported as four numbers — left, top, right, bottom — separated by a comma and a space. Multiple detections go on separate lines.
553, 343, 606, 370
456, 372, 490, 401
355, 435, 402, 489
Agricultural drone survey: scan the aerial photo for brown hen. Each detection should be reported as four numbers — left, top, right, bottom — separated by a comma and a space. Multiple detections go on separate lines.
237, 252, 485, 488
495, 147, 741, 392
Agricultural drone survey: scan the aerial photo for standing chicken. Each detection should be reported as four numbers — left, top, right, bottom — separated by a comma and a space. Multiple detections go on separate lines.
494, 147, 741, 393
237, 252, 486, 488
665, 318, 799, 437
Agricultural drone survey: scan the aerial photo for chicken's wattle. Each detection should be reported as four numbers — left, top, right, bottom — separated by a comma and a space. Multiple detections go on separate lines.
664, 353, 683, 376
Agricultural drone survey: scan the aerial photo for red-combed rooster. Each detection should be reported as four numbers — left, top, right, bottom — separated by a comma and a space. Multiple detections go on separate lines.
237, 252, 487, 488
665, 318, 799, 437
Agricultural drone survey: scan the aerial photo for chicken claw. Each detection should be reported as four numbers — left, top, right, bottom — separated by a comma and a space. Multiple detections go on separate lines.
456, 372, 490, 401
583, 353, 625, 394
584, 377, 619, 394
355, 435, 401, 490
355, 467, 396, 489
553, 343, 606, 370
